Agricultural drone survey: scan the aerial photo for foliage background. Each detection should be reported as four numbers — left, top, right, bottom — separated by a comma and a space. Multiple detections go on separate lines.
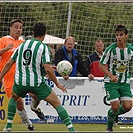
0, 2, 133, 74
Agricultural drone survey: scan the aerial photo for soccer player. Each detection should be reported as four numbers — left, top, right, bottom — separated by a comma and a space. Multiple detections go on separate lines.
99, 24, 133, 131
85, 39, 119, 126
0, 19, 44, 131
0, 22, 76, 132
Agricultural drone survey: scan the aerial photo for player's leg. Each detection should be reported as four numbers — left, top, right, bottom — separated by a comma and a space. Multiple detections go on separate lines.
113, 91, 129, 127
3, 82, 34, 131
3, 90, 20, 131
16, 98, 34, 130
118, 83, 132, 114
113, 98, 132, 127
28, 92, 45, 120
45, 90, 75, 132
114, 83, 132, 124
114, 115, 118, 127
106, 100, 120, 131
35, 82, 76, 132
106, 82, 132, 132
105, 82, 120, 132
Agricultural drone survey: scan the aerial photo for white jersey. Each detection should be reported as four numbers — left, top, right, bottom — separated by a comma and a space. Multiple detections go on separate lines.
100, 42, 133, 83
11, 38, 51, 87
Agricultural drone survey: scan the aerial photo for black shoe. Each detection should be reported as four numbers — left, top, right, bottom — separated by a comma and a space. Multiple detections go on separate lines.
27, 125, 34, 131
31, 108, 45, 120
106, 128, 113, 132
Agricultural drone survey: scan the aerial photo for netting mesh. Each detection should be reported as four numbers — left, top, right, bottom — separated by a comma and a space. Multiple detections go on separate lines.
0, 2, 69, 37
0, 2, 133, 75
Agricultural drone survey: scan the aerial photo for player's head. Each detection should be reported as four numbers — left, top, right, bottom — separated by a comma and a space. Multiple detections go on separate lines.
115, 24, 128, 44
10, 19, 24, 39
33, 22, 47, 41
64, 36, 75, 52
94, 39, 104, 54
115, 24, 128, 35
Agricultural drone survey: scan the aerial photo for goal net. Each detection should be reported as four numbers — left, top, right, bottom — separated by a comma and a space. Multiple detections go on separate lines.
0, 2, 133, 75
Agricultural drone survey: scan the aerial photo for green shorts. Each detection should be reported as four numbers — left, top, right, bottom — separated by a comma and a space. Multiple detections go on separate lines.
104, 82, 132, 101
13, 82, 52, 100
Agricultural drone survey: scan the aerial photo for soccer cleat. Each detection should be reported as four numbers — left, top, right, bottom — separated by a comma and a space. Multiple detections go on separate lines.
106, 128, 113, 132
68, 127, 76, 132
27, 125, 34, 131
2, 127, 11, 132
31, 108, 45, 120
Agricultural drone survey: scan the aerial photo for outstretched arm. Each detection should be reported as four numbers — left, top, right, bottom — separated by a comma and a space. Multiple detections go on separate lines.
44, 63, 67, 93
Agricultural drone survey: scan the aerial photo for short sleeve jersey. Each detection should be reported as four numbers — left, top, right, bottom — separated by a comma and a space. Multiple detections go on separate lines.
11, 38, 51, 87
0, 36, 24, 79
100, 42, 133, 83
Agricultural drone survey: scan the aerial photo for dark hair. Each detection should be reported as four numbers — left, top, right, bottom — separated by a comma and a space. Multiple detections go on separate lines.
10, 19, 24, 27
33, 22, 46, 37
115, 24, 128, 35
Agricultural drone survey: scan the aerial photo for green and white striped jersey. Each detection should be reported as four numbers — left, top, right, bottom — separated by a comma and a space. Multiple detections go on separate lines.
11, 38, 51, 87
100, 42, 133, 83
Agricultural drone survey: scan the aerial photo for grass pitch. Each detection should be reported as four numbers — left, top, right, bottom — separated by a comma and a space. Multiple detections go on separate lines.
0, 123, 133, 132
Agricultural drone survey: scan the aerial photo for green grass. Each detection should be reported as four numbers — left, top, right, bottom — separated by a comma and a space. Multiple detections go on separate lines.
0, 123, 133, 132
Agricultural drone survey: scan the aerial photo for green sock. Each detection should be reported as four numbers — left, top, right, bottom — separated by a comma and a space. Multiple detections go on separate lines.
56, 105, 75, 132
107, 105, 127, 129
6, 98, 17, 129
117, 105, 126, 115
107, 108, 117, 129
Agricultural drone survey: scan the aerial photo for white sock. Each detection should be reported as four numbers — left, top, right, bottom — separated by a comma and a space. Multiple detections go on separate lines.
17, 109, 32, 126
30, 97, 40, 110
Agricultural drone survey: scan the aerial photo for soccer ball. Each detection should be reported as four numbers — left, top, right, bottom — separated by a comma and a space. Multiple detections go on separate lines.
56, 60, 72, 76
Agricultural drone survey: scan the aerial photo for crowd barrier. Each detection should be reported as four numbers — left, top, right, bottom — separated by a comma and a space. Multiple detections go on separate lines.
1, 77, 133, 124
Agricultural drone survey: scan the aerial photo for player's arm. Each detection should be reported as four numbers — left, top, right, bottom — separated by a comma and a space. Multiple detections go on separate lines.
43, 63, 67, 93
43, 63, 58, 85
99, 63, 118, 82
0, 58, 15, 83
99, 63, 111, 77
0, 44, 13, 56
0, 46, 18, 83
